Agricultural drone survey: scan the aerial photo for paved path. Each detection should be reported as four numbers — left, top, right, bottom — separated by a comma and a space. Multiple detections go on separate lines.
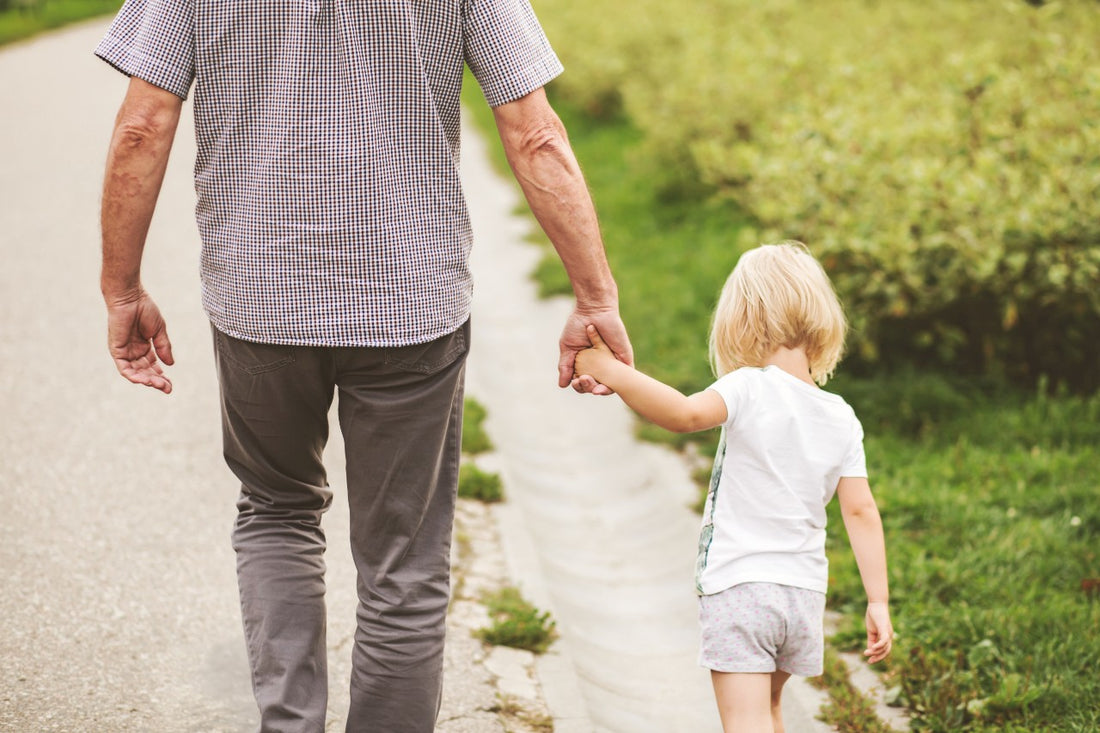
460, 110, 831, 733
0, 18, 833, 733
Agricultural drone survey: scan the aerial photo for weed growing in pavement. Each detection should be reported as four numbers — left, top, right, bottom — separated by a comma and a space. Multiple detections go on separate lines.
476, 587, 557, 654
462, 397, 494, 455
810, 648, 895, 733
458, 463, 503, 503
489, 694, 554, 733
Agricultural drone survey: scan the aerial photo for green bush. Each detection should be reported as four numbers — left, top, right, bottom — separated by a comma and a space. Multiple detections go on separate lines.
539, 0, 1100, 391
476, 587, 558, 654
457, 463, 504, 503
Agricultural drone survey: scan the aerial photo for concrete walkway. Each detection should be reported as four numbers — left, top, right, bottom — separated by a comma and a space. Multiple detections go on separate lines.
460, 112, 831, 733
0, 18, 833, 733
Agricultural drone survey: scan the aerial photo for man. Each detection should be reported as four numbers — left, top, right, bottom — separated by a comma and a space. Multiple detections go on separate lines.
96, 0, 632, 730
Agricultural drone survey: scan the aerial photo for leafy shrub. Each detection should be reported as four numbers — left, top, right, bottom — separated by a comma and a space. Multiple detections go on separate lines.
457, 463, 504, 503
540, 0, 1100, 390
476, 587, 558, 653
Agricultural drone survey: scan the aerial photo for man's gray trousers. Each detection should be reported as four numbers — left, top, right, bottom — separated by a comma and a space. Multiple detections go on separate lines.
212, 320, 470, 732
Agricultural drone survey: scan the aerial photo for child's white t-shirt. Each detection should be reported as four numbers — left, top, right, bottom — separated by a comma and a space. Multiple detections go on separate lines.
695, 366, 867, 596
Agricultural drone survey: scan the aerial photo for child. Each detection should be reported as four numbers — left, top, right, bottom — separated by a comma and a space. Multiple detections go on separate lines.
574, 242, 893, 733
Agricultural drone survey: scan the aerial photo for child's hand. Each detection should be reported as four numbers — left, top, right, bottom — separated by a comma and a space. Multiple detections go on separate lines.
574, 324, 617, 380
864, 601, 894, 664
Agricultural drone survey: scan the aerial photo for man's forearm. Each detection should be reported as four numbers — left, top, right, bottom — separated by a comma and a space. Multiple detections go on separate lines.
101, 80, 182, 301
494, 90, 617, 309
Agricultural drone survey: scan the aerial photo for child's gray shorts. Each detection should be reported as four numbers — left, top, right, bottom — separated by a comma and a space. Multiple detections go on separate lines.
698, 582, 826, 677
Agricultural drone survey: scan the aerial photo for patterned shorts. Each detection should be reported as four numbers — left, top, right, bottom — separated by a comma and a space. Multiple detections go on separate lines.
698, 582, 826, 676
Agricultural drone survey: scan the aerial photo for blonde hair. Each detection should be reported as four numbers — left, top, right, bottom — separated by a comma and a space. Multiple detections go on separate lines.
708, 241, 847, 385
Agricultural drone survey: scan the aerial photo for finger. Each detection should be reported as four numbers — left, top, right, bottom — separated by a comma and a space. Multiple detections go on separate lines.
571, 375, 598, 393
144, 373, 173, 394
865, 638, 891, 659
153, 326, 175, 366
559, 352, 576, 388
117, 360, 173, 395
585, 324, 606, 348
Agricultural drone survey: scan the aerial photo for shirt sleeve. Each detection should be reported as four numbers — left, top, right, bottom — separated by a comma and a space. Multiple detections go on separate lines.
706, 370, 750, 428
94, 0, 196, 100
463, 0, 564, 107
840, 416, 869, 478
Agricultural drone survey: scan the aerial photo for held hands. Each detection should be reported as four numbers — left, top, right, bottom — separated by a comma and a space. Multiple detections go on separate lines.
573, 324, 618, 383
864, 601, 894, 664
105, 289, 174, 394
559, 307, 632, 395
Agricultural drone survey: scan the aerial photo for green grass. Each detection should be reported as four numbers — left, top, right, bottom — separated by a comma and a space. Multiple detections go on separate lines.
826, 386, 1100, 731
0, 0, 120, 46
462, 397, 494, 455
476, 586, 558, 654
810, 648, 896, 733
462, 74, 1100, 731
457, 463, 504, 504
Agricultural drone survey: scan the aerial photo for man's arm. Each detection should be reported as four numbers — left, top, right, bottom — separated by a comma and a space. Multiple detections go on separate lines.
837, 476, 894, 664
491, 88, 632, 392
101, 77, 183, 394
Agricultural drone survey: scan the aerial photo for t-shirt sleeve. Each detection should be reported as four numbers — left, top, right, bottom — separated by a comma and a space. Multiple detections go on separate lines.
94, 0, 196, 100
463, 0, 564, 107
706, 370, 749, 428
840, 416, 868, 478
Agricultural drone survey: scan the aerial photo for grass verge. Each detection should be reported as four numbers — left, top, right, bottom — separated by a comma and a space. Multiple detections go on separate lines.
0, 0, 118, 47
462, 73, 1100, 730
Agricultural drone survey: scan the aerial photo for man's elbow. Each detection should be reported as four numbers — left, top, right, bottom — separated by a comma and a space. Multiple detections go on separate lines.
114, 89, 180, 149
115, 110, 173, 149
515, 119, 567, 160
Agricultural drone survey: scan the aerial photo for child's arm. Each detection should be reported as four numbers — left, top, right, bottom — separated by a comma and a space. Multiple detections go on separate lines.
574, 325, 727, 433
837, 476, 894, 664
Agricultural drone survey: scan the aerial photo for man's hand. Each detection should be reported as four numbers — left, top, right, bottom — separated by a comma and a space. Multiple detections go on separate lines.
559, 307, 632, 395
106, 290, 174, 394
100, 77, 182, 396
864, 601, 894, 664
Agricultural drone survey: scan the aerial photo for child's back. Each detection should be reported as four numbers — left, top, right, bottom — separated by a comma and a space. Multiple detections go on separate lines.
698, 365, 866, 596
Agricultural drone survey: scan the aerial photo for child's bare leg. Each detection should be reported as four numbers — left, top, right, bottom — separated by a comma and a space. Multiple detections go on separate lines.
770, 671, 791, 733
711, 671, 773, 732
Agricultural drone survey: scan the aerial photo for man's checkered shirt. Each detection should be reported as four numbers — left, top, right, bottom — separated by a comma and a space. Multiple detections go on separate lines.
96, 0, 563, 347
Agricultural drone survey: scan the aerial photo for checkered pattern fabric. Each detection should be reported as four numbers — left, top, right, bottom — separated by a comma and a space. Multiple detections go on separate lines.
96, 0, 563, 347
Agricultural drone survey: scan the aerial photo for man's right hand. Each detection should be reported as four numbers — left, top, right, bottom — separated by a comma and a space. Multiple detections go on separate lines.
105, 290, 174, 394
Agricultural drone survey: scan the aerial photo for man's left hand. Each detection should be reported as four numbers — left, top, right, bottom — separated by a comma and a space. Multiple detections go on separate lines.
559, 306, 632, 395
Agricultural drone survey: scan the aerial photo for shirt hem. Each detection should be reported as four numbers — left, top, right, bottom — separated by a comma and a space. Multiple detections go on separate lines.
206, 311, 472, 349
698, 570, 828, 596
